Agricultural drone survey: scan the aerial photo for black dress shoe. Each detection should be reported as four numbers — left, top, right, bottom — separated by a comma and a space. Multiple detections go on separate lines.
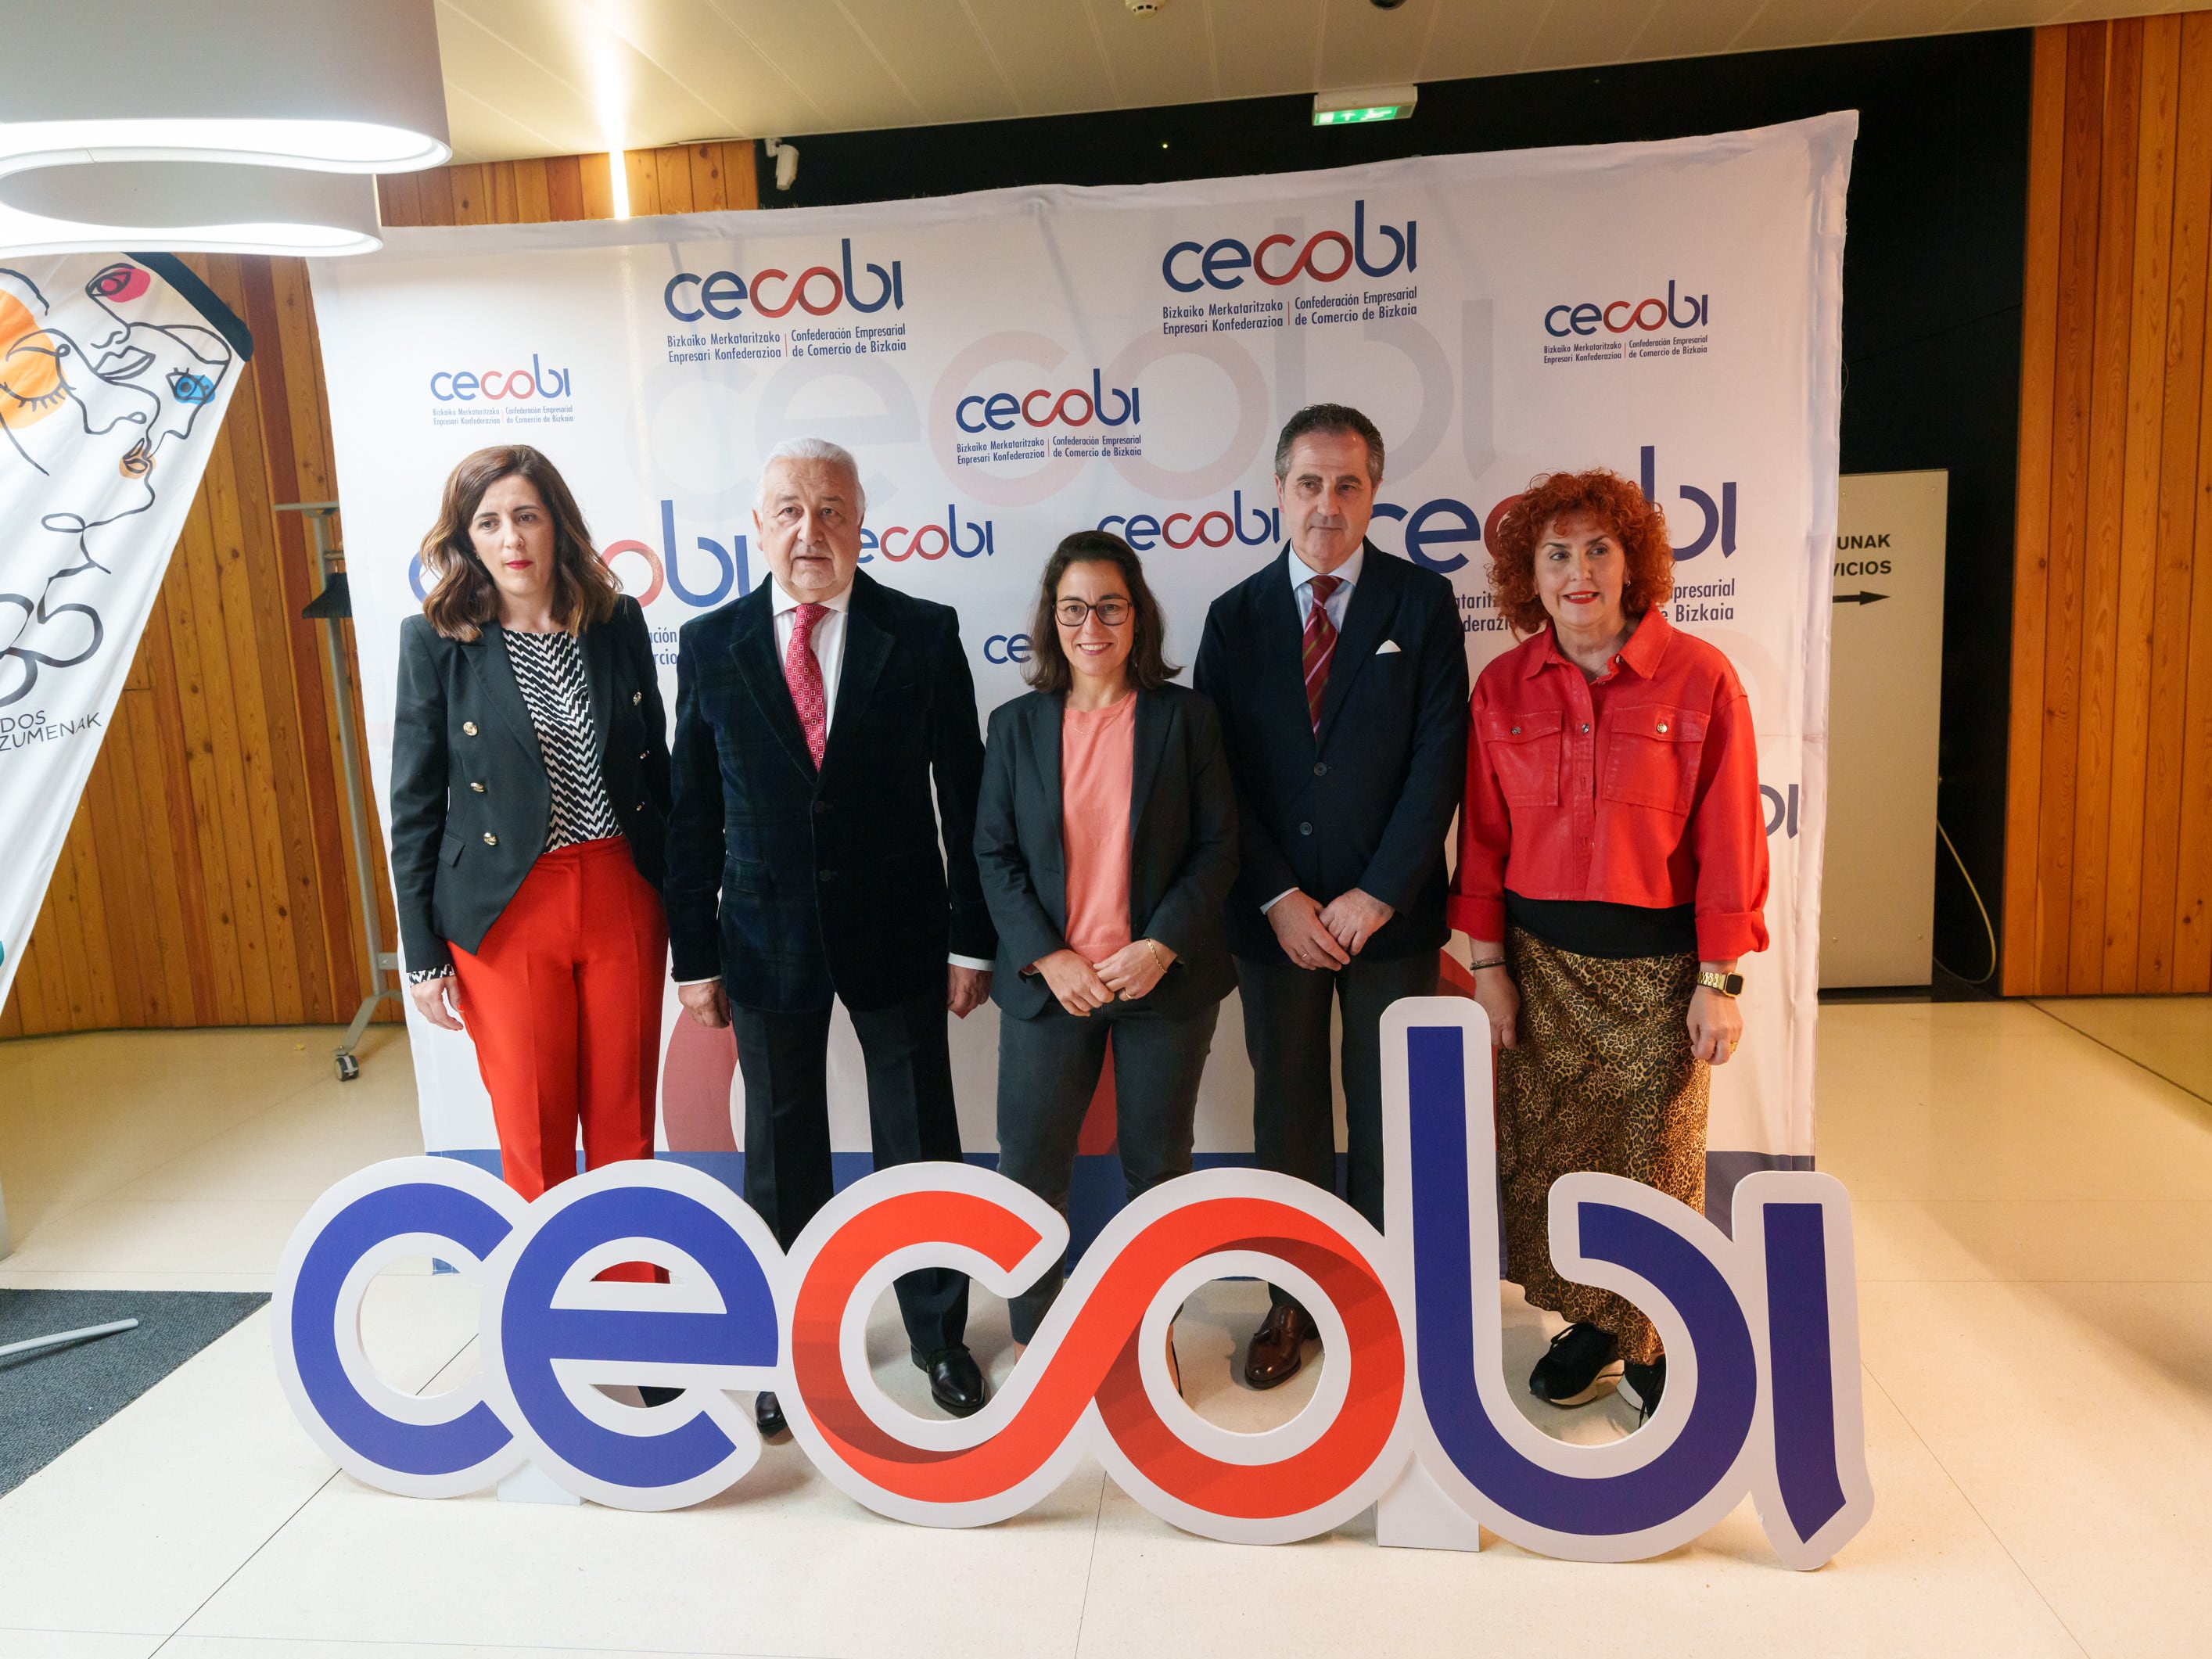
1528, 1322, 1621, 1407
1620, 1356, 1665, 1424
916, 1346, 987, 1417
638, 1386, 684, 1409
755, 1390, 787, 1438
1243, 1301, 1320, 1390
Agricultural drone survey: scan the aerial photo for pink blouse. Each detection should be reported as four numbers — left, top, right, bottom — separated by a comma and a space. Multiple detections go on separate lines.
1060, 692, 1137, 964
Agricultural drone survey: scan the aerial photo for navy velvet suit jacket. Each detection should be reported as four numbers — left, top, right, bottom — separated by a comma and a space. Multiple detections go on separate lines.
663, 569, 996, 1012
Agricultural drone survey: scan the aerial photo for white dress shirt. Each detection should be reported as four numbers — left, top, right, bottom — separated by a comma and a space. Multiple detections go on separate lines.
680, 575, 992, 982
1291, 541, 1363, 632
1261, 546, 1365, 914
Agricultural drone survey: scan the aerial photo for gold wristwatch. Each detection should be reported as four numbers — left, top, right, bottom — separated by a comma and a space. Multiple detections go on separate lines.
1697, 970, 1743, 996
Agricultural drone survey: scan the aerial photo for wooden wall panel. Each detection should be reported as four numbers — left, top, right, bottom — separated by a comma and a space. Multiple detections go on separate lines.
2008, 17, 2212, 994
2, 140, 757, 1038
2006, 24, 2067, 997
2139, 13, 2212, 988
375, 142, 757, 229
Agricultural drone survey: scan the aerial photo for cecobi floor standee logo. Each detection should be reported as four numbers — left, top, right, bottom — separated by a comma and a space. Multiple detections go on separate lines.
271, 1000, 1870, 1567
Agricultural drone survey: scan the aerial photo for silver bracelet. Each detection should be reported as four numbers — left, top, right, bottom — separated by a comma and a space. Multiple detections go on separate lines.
1469, 957, 1506, 971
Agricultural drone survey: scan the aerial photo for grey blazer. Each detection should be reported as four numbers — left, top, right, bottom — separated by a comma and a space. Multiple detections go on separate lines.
974, 682, 1238, 1022
389, 595, 670, 974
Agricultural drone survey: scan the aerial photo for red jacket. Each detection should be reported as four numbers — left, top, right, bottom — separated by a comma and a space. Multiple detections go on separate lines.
1448, 609, 1769, 961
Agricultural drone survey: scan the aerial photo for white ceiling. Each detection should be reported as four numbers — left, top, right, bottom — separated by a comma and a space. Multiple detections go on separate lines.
436, 0, 2169, 163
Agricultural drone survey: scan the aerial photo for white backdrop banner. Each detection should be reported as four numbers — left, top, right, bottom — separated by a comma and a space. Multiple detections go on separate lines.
310, 115, 1853, 1212
0, 254, 243, 1017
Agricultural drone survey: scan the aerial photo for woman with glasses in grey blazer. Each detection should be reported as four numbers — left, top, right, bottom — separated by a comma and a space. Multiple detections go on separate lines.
973, 530, 1237, 1357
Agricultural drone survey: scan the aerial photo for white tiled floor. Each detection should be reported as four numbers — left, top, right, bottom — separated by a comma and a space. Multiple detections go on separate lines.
2, 998, 2208, 1657
2033, 993, 2212, 1108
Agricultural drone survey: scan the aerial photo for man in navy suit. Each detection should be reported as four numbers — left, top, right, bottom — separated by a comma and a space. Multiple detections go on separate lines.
665, 438, 997, 1435
1194, 404, 1468, 1390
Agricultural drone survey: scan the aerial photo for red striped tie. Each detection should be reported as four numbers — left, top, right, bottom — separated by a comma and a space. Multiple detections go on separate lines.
1302, 573, 1341, 732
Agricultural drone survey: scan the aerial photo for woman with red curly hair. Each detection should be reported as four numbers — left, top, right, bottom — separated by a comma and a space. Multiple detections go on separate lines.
1448, 468, 1769, 1424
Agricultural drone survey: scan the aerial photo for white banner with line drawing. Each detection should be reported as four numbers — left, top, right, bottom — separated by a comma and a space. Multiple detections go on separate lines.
0, 253, 244, 1022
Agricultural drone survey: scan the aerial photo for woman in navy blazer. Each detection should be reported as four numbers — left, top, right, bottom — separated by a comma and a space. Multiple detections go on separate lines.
974, 531, 1237, 1348
390, 446, 671, 1219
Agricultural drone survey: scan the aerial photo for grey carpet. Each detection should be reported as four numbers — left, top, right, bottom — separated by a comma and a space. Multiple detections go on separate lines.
0, 1289, 269, 1496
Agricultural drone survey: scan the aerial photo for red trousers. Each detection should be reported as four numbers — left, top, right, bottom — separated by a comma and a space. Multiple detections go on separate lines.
451, 837, 667, 1223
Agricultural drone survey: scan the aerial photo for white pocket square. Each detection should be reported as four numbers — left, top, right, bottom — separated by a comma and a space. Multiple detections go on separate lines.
1376, 639, 1403, 655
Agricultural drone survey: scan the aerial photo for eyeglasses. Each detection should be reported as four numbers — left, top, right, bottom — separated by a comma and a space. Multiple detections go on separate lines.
1054, 597, 1132, 627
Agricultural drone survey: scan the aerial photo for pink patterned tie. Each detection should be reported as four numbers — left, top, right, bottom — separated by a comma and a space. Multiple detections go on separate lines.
785, 602, 828, 769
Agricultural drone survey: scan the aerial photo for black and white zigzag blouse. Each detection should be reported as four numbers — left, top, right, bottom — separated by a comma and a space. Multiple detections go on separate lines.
502, 627, 623, 849
407, 627, 623, 986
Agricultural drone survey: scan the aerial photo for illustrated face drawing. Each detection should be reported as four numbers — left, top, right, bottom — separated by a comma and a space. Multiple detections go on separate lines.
0, 260, 234, 709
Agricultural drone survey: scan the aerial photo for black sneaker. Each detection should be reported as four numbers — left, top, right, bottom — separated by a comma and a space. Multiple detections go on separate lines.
1620, 1356, 1665, 1424
1528, 1322, 1621, 1407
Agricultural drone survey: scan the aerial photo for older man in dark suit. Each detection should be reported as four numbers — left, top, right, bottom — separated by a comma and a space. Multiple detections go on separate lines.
665, 437, 996, 1435
1194, 404, 1468, 1391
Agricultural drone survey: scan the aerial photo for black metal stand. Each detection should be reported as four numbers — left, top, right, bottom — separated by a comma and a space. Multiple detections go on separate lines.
278, 502, 397, 1080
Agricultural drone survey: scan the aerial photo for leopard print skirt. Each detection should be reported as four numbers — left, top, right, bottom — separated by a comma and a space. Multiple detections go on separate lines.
1496, 927, 1707, 1366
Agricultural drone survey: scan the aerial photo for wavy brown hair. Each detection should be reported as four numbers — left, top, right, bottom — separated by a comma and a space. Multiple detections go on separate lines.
1486, 468, 1674, 636
418, 446, 620, 641
1023, 530, 1178, 695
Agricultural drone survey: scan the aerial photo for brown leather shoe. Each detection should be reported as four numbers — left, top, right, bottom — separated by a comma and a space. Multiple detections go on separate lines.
1242, 1301, 1320, 1390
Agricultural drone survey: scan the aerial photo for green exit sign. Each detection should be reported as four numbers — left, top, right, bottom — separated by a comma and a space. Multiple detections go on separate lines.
1314, 104, 1406, 126
1312, 86, 1417, 126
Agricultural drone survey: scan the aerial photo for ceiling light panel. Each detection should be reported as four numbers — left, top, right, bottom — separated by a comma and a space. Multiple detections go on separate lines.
0, 0, 449, 173
0, 161, 382, 257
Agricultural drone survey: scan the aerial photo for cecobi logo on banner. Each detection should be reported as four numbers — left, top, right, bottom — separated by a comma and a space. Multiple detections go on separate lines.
860, 505, 996, 564
426, 354, 576, 433
1542, 282, 1711, 367
954, 371, 1140, 434
951, 370, 1143, 467
1162, 200, 1416, 293
427, 355, 573, 402
1097, 490, 1279, 551
663, 239, 903, 322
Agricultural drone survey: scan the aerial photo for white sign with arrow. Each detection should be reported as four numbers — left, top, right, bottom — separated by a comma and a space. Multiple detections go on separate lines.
1821, 469, 1948, 988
